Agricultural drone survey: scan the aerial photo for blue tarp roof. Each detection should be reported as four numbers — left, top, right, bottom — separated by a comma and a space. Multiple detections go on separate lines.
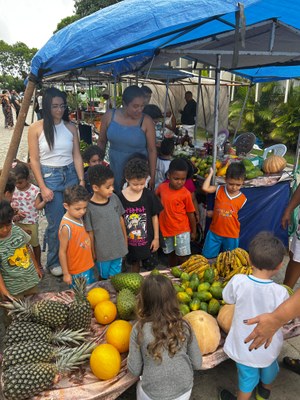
30, 0, 300, 83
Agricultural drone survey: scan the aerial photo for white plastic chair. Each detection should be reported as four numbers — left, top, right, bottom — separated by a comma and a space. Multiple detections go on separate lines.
262, 144, 287, 159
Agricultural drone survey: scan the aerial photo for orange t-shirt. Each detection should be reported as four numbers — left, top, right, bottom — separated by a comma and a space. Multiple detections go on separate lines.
156, 182, 195, 237
59, 216, 94, 275
209, 185, 247, 239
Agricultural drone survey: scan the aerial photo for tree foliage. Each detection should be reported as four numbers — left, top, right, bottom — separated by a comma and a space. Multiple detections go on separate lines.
54, 15, 80, 33
0, 40, 38, 79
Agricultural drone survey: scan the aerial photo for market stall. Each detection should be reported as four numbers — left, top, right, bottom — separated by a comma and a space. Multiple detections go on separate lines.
2, 273, 300, 400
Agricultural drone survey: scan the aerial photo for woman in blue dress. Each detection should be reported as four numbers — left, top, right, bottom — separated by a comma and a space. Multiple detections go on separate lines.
97, 85, 157, 192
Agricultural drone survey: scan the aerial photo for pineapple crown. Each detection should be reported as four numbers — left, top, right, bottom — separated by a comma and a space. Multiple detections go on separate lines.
55, 341, 97, 372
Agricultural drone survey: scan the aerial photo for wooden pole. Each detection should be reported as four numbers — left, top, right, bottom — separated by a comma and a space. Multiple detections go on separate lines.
0, 78, 36, 198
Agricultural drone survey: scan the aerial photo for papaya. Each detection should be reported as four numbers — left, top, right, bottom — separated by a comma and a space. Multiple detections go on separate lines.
210, 286, 223, 300
211, 281, 222, 288
173, 284, 184, 293
185, 287, 193, 296
208, 298, 221, 316
189, 280, 199, 291
198, 282, 211, 292
180, 272, 190, 282
177, 292, 191, 304
179, 304, 190, 316
190, 273, 200, 287
242, 158, 254, 167
194, 291, 213, 302
189, 298, 201, 311
200, 302, 208, 312
171, 267, 182, 278
203, 268, 215, 284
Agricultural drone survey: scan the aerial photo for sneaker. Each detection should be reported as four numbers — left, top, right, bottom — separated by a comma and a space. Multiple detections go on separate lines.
50, 266, 63, 277
219, 389, 237, 400
256, 382, 271, 400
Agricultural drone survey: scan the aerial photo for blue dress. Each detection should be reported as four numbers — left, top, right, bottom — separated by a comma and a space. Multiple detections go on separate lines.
107, 110, 148, 191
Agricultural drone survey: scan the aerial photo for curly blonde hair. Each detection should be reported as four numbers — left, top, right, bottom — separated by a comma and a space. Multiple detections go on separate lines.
136, 274, 192, 363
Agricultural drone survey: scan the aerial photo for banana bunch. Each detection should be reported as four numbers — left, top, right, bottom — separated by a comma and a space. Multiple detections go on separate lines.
180, 254, 210, 278
216, 248, 252, 282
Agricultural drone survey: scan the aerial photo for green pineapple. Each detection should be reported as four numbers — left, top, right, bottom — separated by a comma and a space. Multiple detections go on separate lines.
3, 341, 96, 400
1, 297, 69, 328
68, 277, 92, 331
4, 321, 89, 347
3, 341, 68, 370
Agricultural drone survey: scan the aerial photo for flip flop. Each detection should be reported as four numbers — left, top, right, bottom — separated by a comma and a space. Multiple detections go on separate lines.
283, 356, 300, 375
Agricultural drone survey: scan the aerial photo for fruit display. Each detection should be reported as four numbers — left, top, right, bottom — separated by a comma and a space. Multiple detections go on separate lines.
110, 272, 144, 294
242, 158, 264, 179
106, 320, 132, 353
184, 310, 221, 355
68, 277, 92, 331
178, 254, 210, 279
94, 300, 117, 325
262, 154, 287, 174
215, 248, 252, 282
87, 287, 110, 308
2, 342, 95, 400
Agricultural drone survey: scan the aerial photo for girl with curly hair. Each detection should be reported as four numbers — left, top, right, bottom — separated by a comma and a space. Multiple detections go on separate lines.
127, 274, 202, 400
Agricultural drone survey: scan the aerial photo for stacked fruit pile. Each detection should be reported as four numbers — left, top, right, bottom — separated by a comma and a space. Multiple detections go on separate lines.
215, 248, 252, 282
1, 278, 96, 400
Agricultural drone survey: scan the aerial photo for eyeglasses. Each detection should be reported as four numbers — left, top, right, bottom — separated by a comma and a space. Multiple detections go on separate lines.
51, 104, 68, 110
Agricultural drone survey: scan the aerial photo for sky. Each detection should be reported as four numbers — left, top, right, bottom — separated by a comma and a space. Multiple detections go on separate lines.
0, 0, 75, 49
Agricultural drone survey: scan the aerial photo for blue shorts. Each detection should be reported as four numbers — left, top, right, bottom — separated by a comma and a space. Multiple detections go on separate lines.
96, 258, 122, 279
236, 360, 279, 393
70, 267, 96, 288
202, 230, 239, 259
163, 232, 191, 256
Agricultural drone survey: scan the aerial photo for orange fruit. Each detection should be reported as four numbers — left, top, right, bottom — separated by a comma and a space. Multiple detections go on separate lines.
90, 344, 121, 380
94, 300, 117, 325
87, 287, 110, 309
106, 320, 132, 353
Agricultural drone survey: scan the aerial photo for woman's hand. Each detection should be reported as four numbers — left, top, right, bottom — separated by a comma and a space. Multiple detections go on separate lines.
243, 313, 279, 350
41, 187, 54, 203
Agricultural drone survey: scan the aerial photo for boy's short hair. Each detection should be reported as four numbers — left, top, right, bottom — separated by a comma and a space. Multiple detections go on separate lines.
248, 231, 286, 271
225, 162, 246, 180
13, 163, 30, 180
63, 185, 90, 205
168, 158, 189, 175
88, 164, 114, 187
0, 200, 14, 224
82, 145, 105, 164
160, 138, 174, 156
124, 157, 149, 180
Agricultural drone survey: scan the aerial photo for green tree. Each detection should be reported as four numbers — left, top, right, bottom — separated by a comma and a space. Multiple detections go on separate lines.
270, 85, 300, 149
0, 40, 38, 78
229, 81, 283, 142
54, 15, 80, 33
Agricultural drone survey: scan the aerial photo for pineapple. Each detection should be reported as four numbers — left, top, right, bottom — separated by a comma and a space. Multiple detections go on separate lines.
1, 297, 69, 328
2, 341, 96, 400
68, 277, 92, 331
3, 341, 67, 370
4, 321, 89, 347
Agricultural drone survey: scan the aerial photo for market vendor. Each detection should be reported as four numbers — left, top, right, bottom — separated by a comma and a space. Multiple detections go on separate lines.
179, 91, 197, 141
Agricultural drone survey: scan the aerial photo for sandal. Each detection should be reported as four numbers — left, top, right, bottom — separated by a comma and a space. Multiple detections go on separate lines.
283, 356, 300, 375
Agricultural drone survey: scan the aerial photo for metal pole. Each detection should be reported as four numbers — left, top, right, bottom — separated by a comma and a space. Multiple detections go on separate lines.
284, 80, 290, 104
194, 69, 202, 145
233, 84, 251, 142
212, 55, 221, 185
113, 75, 117, 108
0, 78, 36, 197
162, 77, 169, 133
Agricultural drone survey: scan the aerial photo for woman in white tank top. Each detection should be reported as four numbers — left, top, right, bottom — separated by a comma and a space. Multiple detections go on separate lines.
28, 88, 84, 276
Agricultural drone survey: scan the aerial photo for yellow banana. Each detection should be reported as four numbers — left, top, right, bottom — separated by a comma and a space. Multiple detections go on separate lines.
234, 248, 248, 266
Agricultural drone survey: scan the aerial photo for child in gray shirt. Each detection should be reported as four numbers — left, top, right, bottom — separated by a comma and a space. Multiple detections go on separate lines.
127, 274, 202, 400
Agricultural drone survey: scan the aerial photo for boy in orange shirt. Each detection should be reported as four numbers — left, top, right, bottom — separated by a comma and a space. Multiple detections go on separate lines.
156, 158, 197, 267
202, 162, 246, 259
59, 185, 95, 287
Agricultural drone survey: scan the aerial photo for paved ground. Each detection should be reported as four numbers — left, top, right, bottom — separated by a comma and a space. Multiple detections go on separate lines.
0, 109, 300, 399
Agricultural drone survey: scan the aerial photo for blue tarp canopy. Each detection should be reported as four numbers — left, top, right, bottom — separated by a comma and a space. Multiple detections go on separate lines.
30, 0, 300, 83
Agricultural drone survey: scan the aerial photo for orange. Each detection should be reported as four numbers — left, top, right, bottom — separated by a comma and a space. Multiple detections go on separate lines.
90, 344, 121, 380
87, 287, 110, 309
94, 300, 117, 325
106, 320, 132, 353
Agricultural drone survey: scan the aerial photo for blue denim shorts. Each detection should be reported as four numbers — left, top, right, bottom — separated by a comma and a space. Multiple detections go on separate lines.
163, 232, 191, 256
96, 258, 122, 279
41, 162, 78, 191
236, 360, 279, 393
202, 230, 239, 259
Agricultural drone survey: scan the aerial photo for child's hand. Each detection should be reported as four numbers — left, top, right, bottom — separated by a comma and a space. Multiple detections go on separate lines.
209, 167, 214, 175
63, 273, 72, 286
150, 238, 159, 252
206, 210, 213, 218
190, 231, 197, 241
37, 268, 44, 279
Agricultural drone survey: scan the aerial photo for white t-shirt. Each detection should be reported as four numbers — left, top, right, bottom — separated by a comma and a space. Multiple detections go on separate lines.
223, 274, 289, 368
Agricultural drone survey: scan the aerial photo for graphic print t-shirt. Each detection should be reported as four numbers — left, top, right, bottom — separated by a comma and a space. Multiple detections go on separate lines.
118, 189, 163, 259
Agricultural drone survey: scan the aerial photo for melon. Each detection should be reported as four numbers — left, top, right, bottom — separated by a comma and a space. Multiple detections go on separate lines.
262, 155, 286, 174
217, 304, 235, 334
184, 310, 221, 355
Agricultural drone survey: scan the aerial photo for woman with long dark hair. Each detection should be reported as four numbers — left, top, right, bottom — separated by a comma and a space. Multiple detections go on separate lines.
28, 87, 84, 276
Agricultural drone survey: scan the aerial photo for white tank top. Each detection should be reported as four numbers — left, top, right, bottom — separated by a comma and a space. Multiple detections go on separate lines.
39, 121, 74, 166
